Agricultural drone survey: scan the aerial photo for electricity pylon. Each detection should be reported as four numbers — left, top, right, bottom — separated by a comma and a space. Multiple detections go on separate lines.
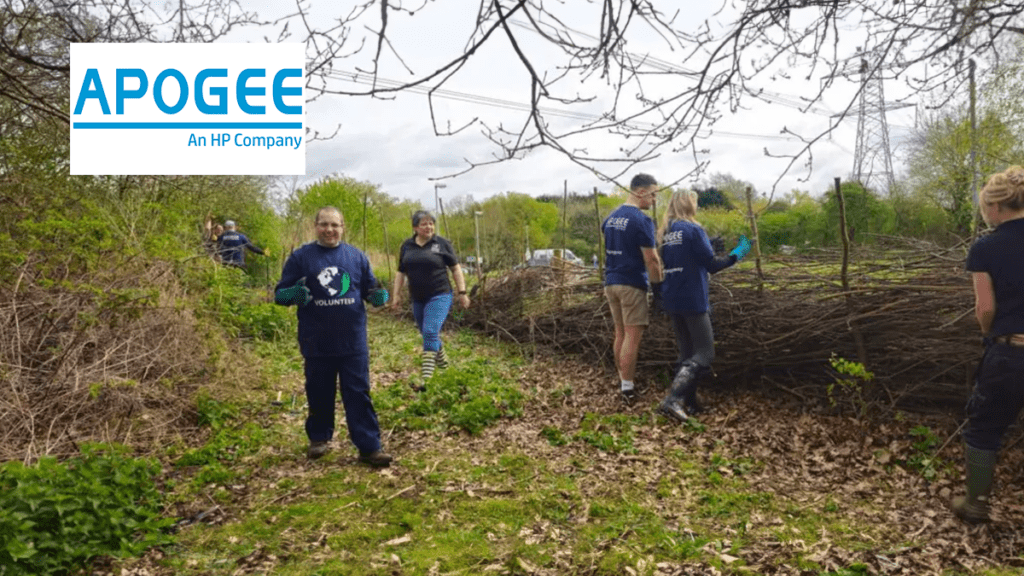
850, 55, 913, 194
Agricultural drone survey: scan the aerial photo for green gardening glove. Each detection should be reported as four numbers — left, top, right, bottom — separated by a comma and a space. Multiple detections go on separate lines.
275, 277, 312, 306
367, 287, 389, 308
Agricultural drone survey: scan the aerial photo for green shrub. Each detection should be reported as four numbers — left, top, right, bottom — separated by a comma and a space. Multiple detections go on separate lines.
0, 444, 173, 576
195, 264, 295, 341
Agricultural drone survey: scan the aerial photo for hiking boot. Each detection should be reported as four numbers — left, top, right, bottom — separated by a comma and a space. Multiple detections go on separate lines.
952, 444, 996, 524
659, 399, 688, 423
307, 441, 330, 460
359, 450, 393, 468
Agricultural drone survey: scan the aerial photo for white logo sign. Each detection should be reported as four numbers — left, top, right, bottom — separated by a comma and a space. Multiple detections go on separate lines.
71, 43, 305, 175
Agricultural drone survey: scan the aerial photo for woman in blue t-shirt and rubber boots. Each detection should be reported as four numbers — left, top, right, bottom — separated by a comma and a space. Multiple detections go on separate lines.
390, 210, 471, 387
953, 166, 1024, 523
656, 189, 750, 422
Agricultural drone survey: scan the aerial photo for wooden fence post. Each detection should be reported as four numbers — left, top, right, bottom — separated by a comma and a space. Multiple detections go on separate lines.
743, 186, 765, 292
593, 186, 603, 279
835, 177, 868, 368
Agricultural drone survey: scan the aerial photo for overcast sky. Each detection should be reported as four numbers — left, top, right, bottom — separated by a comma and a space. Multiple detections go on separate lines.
233, 2, 921, 210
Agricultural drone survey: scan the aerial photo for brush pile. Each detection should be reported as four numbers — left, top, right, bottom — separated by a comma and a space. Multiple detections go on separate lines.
0, 259, 207, 462
464, 238, 981, 414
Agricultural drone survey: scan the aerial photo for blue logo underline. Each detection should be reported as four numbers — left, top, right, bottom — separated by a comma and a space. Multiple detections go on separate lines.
73, 122, 303, 129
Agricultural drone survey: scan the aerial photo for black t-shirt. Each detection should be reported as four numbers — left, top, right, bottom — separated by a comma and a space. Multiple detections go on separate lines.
398, 235, 458, 302
966, 218, 1024, 337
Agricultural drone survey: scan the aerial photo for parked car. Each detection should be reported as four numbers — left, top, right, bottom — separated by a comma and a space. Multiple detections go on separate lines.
526, 249, 584, 267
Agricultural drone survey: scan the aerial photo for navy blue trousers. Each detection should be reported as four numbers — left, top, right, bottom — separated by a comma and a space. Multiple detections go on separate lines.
963, 343, 1024, 452
303, 354, 381, 453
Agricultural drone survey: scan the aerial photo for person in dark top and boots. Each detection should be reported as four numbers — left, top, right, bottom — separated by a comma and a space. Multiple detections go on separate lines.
218, 220, 265, 269
656, 189, 750, 422
953, 165, 1024, 522
390, 210, 470, 387
602, 173, 664, 402
274, 206, 392, 467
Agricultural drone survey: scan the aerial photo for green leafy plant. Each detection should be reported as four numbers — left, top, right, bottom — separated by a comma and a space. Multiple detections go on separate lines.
541, 426, 570, 446
902, 425, 943, 480
573, 413, 638, 453
827, 354, 874, 418
0, 444, 174, 576
376, 356, 524, 435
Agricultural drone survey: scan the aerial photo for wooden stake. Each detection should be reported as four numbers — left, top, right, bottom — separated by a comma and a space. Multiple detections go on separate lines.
743, 186, 765, 291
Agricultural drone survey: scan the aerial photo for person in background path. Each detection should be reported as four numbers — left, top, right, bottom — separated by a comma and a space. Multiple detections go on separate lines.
274, 206, 392, 467
655, 189, 750, 422
390, 210, 471, 387
602, 173, 663, 402
218, 220, 265, 269
953, 165, 1024, 522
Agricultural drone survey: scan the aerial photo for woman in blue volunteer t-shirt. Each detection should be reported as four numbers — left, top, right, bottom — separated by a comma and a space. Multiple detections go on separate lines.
657, 189, 750, 422
952, 165, 1024, 523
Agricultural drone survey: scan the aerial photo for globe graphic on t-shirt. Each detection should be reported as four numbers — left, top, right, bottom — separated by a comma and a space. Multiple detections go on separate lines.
316, 266, 350, 297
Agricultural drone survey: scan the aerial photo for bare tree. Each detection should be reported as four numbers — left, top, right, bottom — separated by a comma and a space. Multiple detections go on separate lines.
0, 0, 262, 129
288, 0, 1024, 191
5, 0, 1022, 193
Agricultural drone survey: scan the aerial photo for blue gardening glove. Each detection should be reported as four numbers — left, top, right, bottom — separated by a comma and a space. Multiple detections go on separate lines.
367, 287, 389, 308
275, 277, 312, 306
729, 235, 752, 261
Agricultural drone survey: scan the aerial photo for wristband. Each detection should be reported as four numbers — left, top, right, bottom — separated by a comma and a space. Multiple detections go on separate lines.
458, 291, 467, 295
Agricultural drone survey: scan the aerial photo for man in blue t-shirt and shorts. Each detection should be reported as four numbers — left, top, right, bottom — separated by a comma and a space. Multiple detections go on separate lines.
602, 173, 664, 401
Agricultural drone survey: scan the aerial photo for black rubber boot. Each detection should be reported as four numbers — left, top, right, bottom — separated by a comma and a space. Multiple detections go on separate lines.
683, 386, 704, 415
952, 443, 996, 523
660, 362, 700, 423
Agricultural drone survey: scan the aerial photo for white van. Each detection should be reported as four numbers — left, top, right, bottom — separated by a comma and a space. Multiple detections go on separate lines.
527, 249, 584, 267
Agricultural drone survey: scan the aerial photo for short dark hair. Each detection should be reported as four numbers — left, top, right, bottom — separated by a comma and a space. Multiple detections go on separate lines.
630, 173, 657, 190
315, 206, 343, 224
412, 210, 435, 228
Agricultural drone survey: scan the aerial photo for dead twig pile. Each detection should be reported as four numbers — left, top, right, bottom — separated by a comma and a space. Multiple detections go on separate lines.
0, 259, 209, 463
465, 240, 981, 415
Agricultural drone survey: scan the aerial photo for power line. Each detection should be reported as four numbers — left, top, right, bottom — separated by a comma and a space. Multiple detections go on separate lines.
328, 70, 805, 144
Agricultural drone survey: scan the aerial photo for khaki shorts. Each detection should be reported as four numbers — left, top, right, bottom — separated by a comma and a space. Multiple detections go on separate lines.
604, 284, 649, 327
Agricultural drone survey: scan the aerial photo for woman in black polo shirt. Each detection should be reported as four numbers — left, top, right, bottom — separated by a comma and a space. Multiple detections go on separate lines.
952, 165, 1024, 523
390, 210, 471, 384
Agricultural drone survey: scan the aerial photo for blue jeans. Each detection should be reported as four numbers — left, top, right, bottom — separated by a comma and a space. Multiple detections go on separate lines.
963, 343, 1024, 452
303, 354, 381, 453
412, 292, 453, 352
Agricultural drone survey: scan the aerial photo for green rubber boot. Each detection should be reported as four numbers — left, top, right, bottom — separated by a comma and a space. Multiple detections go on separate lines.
951, 444, 996, 523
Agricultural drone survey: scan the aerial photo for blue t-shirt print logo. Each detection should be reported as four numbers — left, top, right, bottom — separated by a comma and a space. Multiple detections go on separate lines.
316, 266, 351, 297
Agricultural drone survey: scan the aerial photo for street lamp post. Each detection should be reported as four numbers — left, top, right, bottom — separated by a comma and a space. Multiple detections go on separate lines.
473, 211, 483, 282
433, 183, 446, 214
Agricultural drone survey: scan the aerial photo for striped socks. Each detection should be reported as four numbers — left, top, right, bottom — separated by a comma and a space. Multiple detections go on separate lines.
435, 347, 449, 370
421, 350, 436, 381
